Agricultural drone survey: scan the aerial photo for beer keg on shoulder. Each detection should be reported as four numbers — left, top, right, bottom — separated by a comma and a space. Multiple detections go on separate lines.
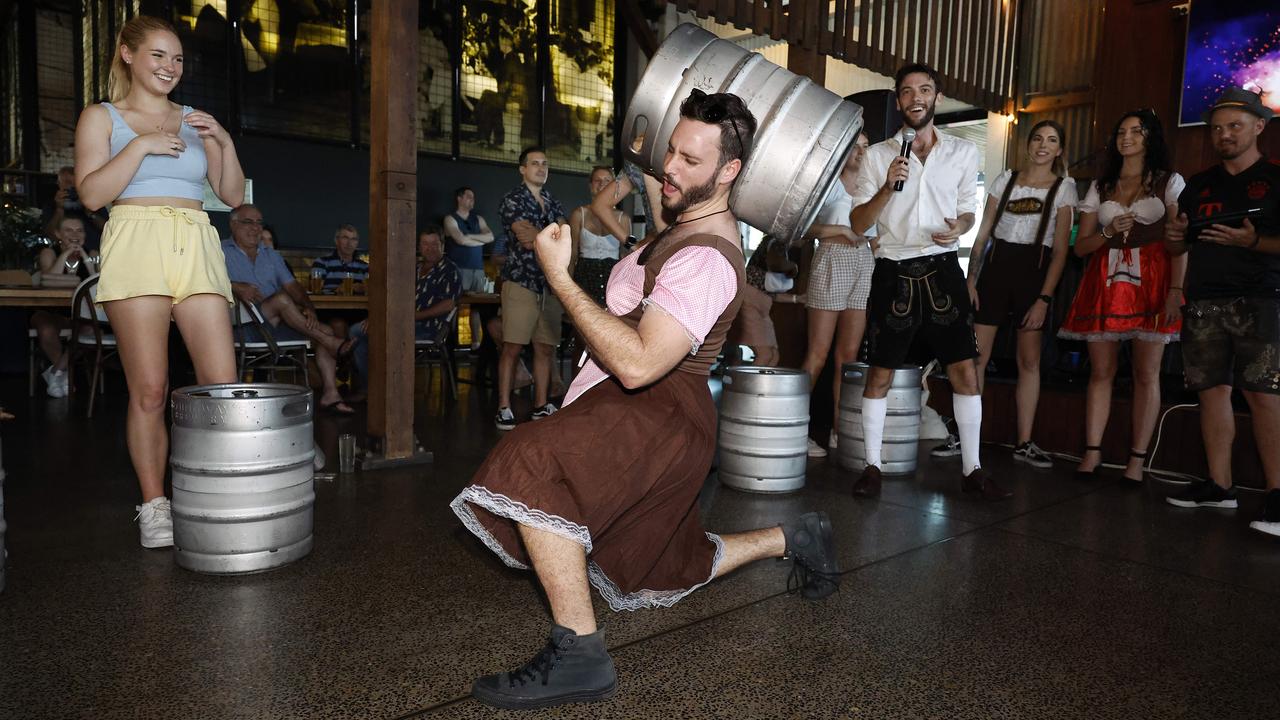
622, 23, 863, 243
170, 384, 316, 574
838, 364, 923, 475
717, 367, 810, 493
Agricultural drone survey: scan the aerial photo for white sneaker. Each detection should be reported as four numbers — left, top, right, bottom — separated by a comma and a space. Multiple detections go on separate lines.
828, 429, 839, 450
42, 367, 68, 398
807, 437, 828, 458
135, 497, 174, 549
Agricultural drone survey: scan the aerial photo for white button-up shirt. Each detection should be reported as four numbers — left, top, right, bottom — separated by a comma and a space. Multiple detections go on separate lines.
851, 128, 980, 261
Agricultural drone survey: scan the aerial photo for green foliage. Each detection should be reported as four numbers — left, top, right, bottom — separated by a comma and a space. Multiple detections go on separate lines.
0, 200, 44, 270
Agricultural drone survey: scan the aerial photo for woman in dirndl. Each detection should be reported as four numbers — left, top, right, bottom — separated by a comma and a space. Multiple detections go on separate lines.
965, 120, 1077, 470
570, 166, 628, 306
1058, 109, 1186, 484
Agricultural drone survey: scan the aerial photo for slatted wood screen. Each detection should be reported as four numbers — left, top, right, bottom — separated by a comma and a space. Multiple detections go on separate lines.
666, 0, 1019, 113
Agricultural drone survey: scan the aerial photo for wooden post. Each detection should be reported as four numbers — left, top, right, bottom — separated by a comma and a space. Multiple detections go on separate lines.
367, 0, 419, 460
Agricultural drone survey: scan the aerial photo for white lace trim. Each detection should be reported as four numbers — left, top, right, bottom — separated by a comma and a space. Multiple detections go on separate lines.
450, 485, 594, 570
1056, 329, 1177, 344
640, 297, 702, 354
587, 532, 725, 612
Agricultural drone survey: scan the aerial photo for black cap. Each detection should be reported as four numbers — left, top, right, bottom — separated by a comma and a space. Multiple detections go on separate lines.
1201, 87, 1275, 124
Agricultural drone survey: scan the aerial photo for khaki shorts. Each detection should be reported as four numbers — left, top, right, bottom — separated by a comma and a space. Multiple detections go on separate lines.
501, 281, 563, 346
97, 205, 234, 305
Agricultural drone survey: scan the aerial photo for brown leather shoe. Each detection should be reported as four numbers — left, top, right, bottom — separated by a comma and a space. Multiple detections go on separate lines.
962, 467, 1012, 500
852, 465, 882, 497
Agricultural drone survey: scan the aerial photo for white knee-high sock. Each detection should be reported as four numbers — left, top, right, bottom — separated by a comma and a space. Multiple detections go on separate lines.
953, 393, 983, 475
861, 396, 888, 468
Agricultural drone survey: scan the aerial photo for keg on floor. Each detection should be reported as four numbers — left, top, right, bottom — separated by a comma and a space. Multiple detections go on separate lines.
837, 364, 923, 475
622, 23, 863, 243
170, 384, 315, 574
717, 367, 810, 493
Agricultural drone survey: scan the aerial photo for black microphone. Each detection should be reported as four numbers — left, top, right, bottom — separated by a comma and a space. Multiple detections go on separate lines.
893, 128, 916, 192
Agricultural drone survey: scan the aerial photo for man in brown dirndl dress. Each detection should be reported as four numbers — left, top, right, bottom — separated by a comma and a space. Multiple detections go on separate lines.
450, 90, 841, 710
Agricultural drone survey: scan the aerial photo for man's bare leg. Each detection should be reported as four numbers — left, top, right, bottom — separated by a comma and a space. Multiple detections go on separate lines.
518, 524, 596, 634
1243, 390, 1280, 492
498, 342, 523, 410
715, 527, 785, 578
260, 293, 343, 354
532, 342, 554, 408
1199, 385, 1236, 488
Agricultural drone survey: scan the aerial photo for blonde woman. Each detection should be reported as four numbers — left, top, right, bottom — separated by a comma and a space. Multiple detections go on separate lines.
963, 120, 1077, 468
74, 15, 245, 548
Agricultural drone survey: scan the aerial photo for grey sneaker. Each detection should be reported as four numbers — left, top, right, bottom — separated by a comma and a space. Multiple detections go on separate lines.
135, 497, 173, 549
495, 407, 516, 430
42, 367, 68, 399
531, 402, 559, 420
930, 434, 961, 458
1166, 479, 1238, 509
781, 511, 840, 599
1013, 441, 1054, 469
472, 625, 617, 709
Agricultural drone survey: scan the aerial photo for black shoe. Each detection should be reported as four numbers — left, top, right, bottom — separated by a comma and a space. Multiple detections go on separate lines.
781, 511, 840, 600
471, 625, 617, 710
1249, 489, 1280, 538
1166, 479, 1238, 509
1075, 445, 1103, 482
930, 434, 962, 458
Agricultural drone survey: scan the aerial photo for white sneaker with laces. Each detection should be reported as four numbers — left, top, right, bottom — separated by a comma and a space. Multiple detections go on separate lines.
42, 367, 68, 398
135, 496, 174, 549
531, 403, 559, 420
807, 437, 828, 458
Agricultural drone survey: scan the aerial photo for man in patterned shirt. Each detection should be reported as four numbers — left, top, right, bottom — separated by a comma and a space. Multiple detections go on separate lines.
349, 227, 459, 391
492, 146, 568, 430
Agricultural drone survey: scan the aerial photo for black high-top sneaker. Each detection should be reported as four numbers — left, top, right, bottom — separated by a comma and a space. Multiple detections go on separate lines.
781, 511, 840, 600
472, 624, 617, 709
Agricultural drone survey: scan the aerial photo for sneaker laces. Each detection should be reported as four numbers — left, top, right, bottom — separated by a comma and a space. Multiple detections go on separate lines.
507, 639, 564, 688
134, 497, 170, 522
785, 553, 840, 597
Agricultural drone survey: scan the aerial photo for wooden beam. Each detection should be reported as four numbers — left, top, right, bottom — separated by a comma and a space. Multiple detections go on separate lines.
1020, 89, 1096, 114
367, 0, 419, 459
619, 0, 660, 58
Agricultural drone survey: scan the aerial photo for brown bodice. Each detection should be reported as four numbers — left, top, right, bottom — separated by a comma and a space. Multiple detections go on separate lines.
620, 232, 745, 376
1105, 171, 1173, 249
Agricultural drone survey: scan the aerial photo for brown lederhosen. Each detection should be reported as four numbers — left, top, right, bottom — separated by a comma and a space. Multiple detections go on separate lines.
451, 233, 745, 611
974, 171, 1065, 326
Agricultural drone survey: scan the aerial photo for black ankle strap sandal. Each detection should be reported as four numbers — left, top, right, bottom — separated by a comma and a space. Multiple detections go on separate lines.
1122, 449, 1148, 485
1075, 446, 1103, 482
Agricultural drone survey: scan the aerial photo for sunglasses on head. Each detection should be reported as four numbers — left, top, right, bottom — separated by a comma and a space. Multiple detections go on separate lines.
689, 88, 746, 160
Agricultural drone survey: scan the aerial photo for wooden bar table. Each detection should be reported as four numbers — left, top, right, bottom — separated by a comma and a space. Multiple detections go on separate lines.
0, 286, 73, 308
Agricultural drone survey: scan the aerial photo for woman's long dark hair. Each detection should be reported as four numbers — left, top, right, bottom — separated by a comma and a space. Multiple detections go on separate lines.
1097, 109, 1170, 200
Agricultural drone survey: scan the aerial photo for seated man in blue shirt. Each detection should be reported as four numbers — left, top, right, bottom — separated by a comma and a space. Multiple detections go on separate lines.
350, 227, 460, 390
223, 204, 356, 414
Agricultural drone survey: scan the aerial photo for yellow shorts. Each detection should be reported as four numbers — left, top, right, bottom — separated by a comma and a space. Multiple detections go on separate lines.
97, 205, 234, 305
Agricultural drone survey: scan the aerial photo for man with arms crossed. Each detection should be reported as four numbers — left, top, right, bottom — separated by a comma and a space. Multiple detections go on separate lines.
1164, 88, 1280, 537
443, 186, 495, 351
849, 63, 1010, 500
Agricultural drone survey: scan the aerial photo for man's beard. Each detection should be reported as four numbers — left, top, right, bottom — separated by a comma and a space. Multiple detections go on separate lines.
903, 99, 937, 130
661, 173, 719, 216
1215, 138, 1252, 161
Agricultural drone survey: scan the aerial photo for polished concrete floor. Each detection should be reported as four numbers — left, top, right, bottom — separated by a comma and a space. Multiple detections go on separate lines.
2, 367, 1279, 719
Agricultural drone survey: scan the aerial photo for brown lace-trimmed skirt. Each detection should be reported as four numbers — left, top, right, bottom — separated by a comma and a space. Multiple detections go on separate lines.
451, 370, 722, 611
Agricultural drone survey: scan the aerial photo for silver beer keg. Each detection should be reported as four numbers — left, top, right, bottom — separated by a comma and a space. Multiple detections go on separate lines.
717, 367, 810, 493
838, 363, 923, 475
622, 23, 864, 243
170, 384, 315, 574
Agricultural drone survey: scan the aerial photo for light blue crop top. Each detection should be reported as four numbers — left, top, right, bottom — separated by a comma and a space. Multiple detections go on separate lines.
104, 102, 207, 201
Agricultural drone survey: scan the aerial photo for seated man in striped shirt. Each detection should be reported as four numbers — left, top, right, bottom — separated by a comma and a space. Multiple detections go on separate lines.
311, 223, 370, 341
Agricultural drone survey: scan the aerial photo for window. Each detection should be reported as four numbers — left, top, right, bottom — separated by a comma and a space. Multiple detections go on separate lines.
459, 0, 538, 165
546, 0, 615, 173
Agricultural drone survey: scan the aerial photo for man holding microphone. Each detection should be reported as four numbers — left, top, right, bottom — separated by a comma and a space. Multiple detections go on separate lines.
848, 63, 1009, 500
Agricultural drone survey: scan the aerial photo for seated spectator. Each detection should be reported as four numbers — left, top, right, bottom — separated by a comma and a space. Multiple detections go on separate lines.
30, 215, 98, 397
223, 204, 356, 414
350, 227, 461, 387
260, 223, 279, 249
42, 165, 108, 249
311, 224, 369, 294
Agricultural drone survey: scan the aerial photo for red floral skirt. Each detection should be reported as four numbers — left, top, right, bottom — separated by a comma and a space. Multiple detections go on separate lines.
1058, 243, 1180, 343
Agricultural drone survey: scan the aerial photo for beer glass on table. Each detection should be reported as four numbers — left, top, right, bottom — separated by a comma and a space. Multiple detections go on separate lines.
340, 271, 354, 296
309, 267, 325, 294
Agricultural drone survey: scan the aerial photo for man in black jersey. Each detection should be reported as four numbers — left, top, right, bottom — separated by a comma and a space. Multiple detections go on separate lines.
1164, 87, 1280, 538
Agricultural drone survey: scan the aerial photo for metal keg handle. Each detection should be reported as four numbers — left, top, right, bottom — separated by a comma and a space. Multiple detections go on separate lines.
281, 401, 311, 418
232, 389, 260, 398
